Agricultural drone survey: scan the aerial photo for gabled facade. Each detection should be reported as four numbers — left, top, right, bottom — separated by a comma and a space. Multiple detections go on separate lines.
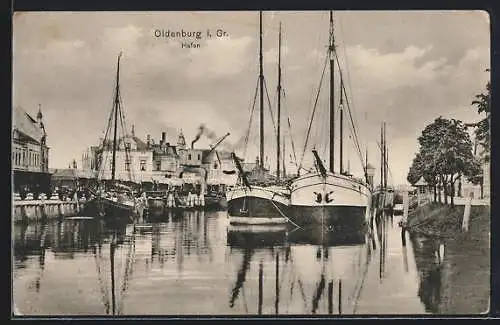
12, 105, 49, 173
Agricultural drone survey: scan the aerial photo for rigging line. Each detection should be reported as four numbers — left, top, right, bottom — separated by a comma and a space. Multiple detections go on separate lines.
334, 52, 366, 172
243, 78, 260, 159
119, 104, 136, 184
375, 141, 394, 184
298, 52, 329, 172
263, 77, 277, 135
94, 245, 110, 314
97, 100, 116, 180
337, 15, 362, 139
117, 231, 137, 314
283, 90, 299, 168
338, 71, 364, 168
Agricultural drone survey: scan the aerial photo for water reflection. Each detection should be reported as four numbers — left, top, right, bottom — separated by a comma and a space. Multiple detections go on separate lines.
225, 223, 372, 315
410, 234, 445, 314
13, 211, 462, 316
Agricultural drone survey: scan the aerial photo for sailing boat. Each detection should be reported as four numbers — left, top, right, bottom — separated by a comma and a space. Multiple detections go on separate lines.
372, 123, 395, 214
226, 12, 290, 224
289, 12, 372, 234
84, 52, 140, 223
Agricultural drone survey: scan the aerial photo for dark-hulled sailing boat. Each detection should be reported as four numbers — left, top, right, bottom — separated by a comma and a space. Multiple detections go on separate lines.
226, 12, 290, 224
83, 52, 140, 223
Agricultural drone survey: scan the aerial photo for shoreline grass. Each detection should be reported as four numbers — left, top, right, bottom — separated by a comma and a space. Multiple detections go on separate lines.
407, 202, 490, 314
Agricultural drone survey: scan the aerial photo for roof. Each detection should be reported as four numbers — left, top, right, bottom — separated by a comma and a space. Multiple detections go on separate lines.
13, 106, 44, 143
102, 136, 149, 151
152, 144, 179, 157
414, 176, 428, 186
50, 168, 78, 180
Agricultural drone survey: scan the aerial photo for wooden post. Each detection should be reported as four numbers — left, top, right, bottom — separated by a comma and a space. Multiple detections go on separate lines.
462, 193, 472, 232
275, 252, 279, 315
402, 190, 409, 224
328, 281, 334, 314
338, 279, 342, 315
258, 260, 263, 315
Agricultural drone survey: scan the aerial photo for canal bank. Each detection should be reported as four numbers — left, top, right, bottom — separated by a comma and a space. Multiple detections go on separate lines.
13, 200, 81, 223
406, 202, 490, 314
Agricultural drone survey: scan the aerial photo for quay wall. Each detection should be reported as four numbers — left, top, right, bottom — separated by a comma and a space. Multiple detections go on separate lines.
13, 200, 81, 223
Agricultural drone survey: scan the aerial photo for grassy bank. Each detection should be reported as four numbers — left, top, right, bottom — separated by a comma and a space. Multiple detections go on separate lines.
407, 202, 490, 239
407, 202, 490, 314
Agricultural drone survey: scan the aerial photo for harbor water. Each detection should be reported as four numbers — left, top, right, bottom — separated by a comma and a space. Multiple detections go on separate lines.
12, 211, 483, 316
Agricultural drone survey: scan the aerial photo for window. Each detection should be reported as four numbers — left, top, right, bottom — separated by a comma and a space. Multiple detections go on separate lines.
140, 160, 146, 171
156, 161, 161, 171
213, 163, 218, 169
197, 154, 201, 160
188, 154, 192, 160
125, 157, 131, 171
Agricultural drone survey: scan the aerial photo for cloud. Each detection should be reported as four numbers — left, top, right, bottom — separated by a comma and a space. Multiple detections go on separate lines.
186, 36, 254, 79
12, 11, 490, 185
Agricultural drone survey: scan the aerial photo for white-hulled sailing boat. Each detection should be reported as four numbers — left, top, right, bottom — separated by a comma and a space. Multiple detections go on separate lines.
84, 52, 141, 223
226, 12, 290, 224
289, 12, 372, 235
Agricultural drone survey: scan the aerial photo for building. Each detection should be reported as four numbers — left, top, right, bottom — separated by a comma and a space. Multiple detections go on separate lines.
12, 105, 51, 195
81, 127, 238, 190
12, 105, 49, 173
202, 149, 237, 187
148, 131, 182, 185
91, 126, 153, 182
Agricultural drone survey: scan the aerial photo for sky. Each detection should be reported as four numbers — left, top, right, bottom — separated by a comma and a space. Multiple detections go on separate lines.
12, 10, 490, 186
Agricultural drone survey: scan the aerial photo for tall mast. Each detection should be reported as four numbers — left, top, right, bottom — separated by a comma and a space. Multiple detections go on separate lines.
283, 139, 286, 178
259, 11, 265, 169
329, 11, 335, 173
276, 22, 282, 179
383, 122, 388, 189
111, 52, 122, 182
339, 77, 344, 174
380, 124, 383, 189
365, 147, 369, 182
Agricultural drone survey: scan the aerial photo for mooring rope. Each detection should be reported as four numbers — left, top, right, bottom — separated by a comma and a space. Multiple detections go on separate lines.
267, 194, 303, 229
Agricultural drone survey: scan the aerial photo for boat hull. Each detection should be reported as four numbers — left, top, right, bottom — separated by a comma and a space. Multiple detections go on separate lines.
83, 197, 136, 224
290, 172, 371, 233
204, 195, 228, 210
226, 185, 290, 223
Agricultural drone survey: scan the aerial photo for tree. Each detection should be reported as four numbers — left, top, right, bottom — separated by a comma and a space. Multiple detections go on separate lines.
409, 117, 479, 206
471, 71, 491, 162
407, 153, 423, 185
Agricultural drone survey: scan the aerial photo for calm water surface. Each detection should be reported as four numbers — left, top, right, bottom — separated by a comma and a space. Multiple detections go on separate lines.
12, 211, 471, 316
